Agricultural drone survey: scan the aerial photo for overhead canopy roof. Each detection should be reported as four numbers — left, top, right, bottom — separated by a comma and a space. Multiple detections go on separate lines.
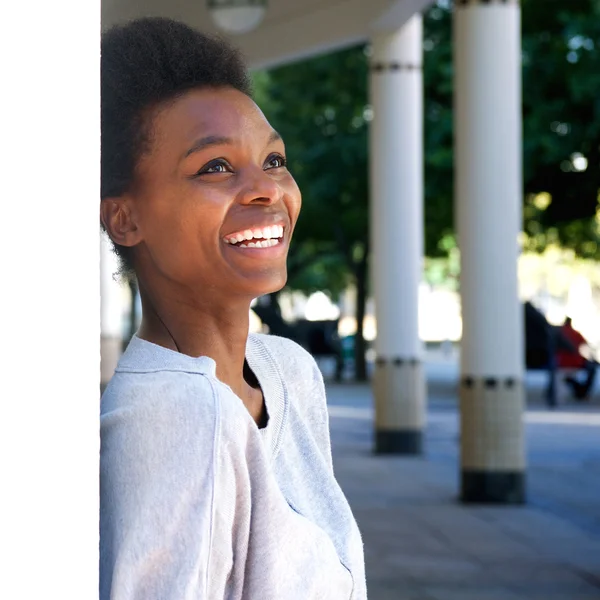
101, 0, 434, 69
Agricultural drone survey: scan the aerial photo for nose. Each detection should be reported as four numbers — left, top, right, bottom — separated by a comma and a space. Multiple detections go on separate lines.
237, 166, 283, 206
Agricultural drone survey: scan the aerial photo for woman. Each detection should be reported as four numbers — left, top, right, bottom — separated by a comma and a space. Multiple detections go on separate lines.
100, 17, 367, 600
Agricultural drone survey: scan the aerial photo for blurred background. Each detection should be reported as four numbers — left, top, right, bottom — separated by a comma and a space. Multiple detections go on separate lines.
101, 0, 600, 598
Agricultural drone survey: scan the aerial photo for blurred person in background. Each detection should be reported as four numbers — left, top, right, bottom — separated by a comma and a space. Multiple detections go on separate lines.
557, 317, 597, 401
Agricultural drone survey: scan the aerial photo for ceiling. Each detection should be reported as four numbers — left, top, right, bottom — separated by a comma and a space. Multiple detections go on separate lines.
101, 0, 435, 69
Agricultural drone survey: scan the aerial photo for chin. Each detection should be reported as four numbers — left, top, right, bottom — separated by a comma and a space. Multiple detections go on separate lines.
251, 271, 288, 298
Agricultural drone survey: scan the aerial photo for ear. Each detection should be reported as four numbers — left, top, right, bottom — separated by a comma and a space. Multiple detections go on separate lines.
100, 196, 142, 249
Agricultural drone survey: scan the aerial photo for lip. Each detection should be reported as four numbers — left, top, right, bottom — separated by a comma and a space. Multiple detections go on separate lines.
223, 236, 288, 259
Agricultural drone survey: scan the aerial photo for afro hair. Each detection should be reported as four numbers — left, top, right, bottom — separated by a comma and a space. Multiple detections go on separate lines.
101, 17, 252, 275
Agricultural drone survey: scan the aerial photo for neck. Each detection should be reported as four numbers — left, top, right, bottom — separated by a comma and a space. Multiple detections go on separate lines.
136, 278, 256, 402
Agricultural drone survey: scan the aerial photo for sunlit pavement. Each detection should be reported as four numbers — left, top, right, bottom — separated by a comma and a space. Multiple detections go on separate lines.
325, 357, 600, 600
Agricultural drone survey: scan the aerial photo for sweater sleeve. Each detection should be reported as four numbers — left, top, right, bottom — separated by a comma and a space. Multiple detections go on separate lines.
100, 372, 238, 600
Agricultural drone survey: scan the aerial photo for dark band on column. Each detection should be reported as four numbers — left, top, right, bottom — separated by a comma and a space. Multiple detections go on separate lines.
376, 430, 423, 454
376, 357, 421, 367
460, 376, 521, 389
370, 62, 422, 73
461, 470, 525, 504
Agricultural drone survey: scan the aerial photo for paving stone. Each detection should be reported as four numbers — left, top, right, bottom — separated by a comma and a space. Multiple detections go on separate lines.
366, 580, 435, 600
382, 553, 483, 585
326, 378, 600, 600
424, 586, 523, 600
483, 563, 595, 588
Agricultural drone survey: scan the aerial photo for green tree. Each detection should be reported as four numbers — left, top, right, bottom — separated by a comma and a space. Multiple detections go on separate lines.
521, 0, 600, 257
422, 0, 600, 257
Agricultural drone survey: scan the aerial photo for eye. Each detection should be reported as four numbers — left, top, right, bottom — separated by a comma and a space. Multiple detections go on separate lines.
264, 153, 287, 170
195, 158, 232, 176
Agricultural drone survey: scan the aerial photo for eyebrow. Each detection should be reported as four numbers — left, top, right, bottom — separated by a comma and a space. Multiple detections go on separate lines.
183, 130, 282, 159
184, 135, 232, 158
267, 130, 282, 145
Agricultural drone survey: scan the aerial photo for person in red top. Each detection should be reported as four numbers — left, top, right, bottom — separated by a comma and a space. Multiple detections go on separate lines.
557, 317, 597, 400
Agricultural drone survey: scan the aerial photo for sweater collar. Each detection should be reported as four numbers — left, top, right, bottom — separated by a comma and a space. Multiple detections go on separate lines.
116, 333, 288, 460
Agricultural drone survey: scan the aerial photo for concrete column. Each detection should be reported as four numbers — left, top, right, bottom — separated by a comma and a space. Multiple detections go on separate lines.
369, 15, 426, 454
454, 0, 526, 503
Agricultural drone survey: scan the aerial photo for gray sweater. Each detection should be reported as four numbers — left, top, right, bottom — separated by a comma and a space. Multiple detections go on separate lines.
100, 333, 367, 599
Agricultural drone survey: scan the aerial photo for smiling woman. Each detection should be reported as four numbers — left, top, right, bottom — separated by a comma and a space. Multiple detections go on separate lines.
99, 17, 366, 600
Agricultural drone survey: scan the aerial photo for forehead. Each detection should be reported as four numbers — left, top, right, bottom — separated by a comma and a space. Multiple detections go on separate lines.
149, 87, 273, 150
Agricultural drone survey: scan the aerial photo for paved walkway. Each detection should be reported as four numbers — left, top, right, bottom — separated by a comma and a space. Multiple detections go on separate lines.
327, 360, 600, 600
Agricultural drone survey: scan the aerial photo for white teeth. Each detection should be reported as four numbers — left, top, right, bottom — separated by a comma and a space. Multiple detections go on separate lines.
235, 238, 279, 249
224, 224, 285, 245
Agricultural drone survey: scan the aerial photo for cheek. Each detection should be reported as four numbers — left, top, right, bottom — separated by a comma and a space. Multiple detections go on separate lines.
285, 181, 302, 224
144, 185, 222, 237
140, 197, 185, 242
136, 192, 209, 264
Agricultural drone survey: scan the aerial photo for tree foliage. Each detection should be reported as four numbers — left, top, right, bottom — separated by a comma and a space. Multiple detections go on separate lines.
256, 0, 600, 273
423, 0, 600, 258
521, 0, 600, 258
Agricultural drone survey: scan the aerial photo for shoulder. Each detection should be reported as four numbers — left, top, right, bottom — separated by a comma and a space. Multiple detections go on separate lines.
101, 369, 218, 424
100, 368, 259, 510
100, 372, 220, 476
101, 368, 256, 452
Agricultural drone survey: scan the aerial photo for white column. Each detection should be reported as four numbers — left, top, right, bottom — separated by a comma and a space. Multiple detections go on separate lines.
0, 0, 100, 597
369, 15, 426, 454
101, 234, 127, 385
101, 234, 124, 339
454, 0, 525, 503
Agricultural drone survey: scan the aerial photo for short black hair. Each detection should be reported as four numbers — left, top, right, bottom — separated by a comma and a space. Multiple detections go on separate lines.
101, 17, 252, 276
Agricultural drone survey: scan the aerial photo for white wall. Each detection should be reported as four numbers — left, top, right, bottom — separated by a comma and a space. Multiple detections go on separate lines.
0, 0, 100, 597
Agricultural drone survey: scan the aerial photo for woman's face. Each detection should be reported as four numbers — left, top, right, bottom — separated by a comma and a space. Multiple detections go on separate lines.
121, 87, 301, 300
